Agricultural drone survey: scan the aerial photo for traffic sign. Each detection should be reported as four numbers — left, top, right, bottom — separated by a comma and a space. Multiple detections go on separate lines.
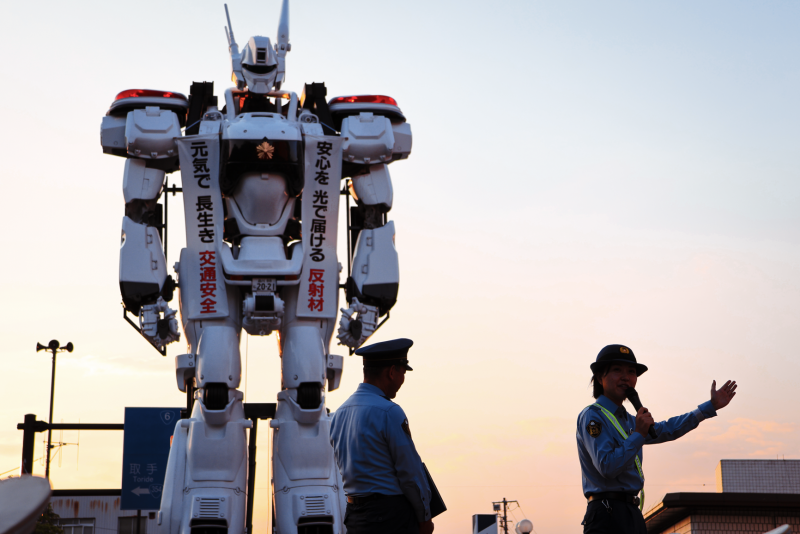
121, 407, 181, 510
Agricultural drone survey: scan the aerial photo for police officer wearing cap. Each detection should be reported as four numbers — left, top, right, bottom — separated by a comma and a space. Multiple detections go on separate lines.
577, 344, 737, 534
330, 338, 434, 534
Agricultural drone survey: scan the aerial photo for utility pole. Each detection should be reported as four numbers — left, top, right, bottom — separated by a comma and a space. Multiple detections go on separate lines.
35, 339, 73, 479
492, 498, 518, 534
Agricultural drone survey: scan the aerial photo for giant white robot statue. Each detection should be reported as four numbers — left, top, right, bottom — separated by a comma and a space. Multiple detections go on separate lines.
100, 2, 412, 533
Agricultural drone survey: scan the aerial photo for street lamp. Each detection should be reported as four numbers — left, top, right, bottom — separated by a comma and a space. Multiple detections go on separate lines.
514, 520, 533, 534
35, 339, 73, 479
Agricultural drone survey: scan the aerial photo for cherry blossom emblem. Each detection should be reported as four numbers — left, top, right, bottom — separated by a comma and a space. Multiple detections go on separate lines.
256, 141, 275, 160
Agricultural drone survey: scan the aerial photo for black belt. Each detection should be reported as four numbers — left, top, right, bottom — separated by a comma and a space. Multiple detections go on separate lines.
347, 493, 393, 505
587, 492, 640, 506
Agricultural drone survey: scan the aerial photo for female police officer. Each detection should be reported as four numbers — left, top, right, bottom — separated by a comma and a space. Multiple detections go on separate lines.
577, 344, 737, 534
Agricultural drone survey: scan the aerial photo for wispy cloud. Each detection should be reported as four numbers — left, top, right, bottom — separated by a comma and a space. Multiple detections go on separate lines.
686, 418, 798, 457
61, 353, 164, 377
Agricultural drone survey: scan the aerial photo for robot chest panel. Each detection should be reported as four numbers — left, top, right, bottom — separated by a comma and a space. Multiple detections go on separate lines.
222, 114, 304, 198
229, 172, 291, 227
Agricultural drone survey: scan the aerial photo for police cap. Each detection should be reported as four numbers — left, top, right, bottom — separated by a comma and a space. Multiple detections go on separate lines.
355, 338, 414, 370
590, 344, 648, 376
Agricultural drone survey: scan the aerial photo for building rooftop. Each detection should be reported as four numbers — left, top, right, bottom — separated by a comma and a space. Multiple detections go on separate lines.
717, 459, 800, 494
644, 492, 800, 533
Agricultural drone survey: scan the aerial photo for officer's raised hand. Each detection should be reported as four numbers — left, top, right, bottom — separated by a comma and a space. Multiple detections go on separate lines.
710, 380, 737, 410
634, 407, 655, 438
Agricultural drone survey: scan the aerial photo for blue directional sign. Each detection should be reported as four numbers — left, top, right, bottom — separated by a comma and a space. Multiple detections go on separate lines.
121, 407, 181, 510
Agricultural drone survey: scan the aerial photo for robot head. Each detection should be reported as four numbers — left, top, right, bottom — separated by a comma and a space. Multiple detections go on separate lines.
225, 2, 290, 94
240, 36, 278, 94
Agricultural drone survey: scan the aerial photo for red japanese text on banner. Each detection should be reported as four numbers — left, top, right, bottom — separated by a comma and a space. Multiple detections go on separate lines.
296, 135, 343, 319
176, 135, 229, 320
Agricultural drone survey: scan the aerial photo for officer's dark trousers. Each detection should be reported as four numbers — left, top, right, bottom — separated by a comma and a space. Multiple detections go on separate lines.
582, 499, 647, 534
344, 494, 419, 534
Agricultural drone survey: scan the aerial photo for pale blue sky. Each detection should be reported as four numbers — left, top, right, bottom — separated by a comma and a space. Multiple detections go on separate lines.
1, 2, 799, 533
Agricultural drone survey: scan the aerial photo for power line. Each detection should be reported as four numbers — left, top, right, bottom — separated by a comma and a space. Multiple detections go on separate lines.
0, 464, 28, 477
1, 449, 72, 477
444, 483, 711, 488
516, 502, 538, 534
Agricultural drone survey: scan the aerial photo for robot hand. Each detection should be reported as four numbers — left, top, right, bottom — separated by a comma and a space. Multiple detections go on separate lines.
337, 297, 378, 349
139, 296, 181, 349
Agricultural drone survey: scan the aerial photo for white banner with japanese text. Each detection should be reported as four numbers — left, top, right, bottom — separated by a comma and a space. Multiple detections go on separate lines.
296, 135, 343, 319
176, 135, 229, 320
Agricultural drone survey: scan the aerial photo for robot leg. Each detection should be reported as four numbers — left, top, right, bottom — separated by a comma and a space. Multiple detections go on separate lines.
271, 284, 343, 534
161, 277, 249, 534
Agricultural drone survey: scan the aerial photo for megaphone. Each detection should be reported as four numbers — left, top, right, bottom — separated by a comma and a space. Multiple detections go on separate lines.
64, 342, 74, 353
35, 342, 47, 352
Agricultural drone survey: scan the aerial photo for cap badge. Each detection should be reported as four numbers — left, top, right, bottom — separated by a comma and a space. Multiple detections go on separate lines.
256, 141, 275, 160
620, 347, 630, 354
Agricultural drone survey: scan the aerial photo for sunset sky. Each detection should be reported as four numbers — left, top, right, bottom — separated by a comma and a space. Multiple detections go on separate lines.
2, 1, 800, 533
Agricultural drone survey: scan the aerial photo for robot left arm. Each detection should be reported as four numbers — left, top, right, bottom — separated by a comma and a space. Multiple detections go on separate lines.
104, 106, 183, 349
346, 164, 400, 314
337, 113, 410, 347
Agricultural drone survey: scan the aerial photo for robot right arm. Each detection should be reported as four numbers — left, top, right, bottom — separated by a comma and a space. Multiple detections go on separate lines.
120, 158, 179, 349
102, 93, 187, 349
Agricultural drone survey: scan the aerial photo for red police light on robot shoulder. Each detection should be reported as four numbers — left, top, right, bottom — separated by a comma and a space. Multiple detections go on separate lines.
329, 95, 398, 107
114, 89, 188, 101
107, 88, 189, 127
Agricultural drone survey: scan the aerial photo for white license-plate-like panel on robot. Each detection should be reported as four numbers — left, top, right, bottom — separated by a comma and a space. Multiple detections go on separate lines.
252, 278, 277, 292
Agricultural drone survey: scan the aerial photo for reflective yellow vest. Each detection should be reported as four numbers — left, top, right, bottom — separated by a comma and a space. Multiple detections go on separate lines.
592, 403, 645, 510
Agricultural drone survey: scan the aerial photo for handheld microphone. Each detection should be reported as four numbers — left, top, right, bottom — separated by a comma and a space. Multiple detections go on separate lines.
626, 387, 658, 439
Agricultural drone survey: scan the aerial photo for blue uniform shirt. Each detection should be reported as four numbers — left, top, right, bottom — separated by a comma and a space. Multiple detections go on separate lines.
330, 383, 432, 521
576, 394, 717, 496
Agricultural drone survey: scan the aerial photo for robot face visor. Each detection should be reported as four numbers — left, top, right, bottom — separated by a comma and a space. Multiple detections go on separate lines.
228, 139, 302, 165
242, 63, 278, 75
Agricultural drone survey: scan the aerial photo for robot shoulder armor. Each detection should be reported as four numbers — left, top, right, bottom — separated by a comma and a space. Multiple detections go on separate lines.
331, 95, 412, 165
101, 89, 187, 171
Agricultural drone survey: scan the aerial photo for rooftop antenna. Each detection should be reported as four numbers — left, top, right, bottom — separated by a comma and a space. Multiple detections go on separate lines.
224, 4, 245, 89
275, 0, 290, 88
48, 420, 79, 470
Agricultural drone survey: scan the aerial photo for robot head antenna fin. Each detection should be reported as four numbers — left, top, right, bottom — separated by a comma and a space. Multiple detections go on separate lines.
224, 4, 245, 90
224, 4, 237, 50
275, 0, 290, 89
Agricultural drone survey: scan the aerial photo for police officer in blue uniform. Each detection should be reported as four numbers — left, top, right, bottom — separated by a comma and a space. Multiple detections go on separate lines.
330, 338, 434, 534
577, 344, 737, 534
